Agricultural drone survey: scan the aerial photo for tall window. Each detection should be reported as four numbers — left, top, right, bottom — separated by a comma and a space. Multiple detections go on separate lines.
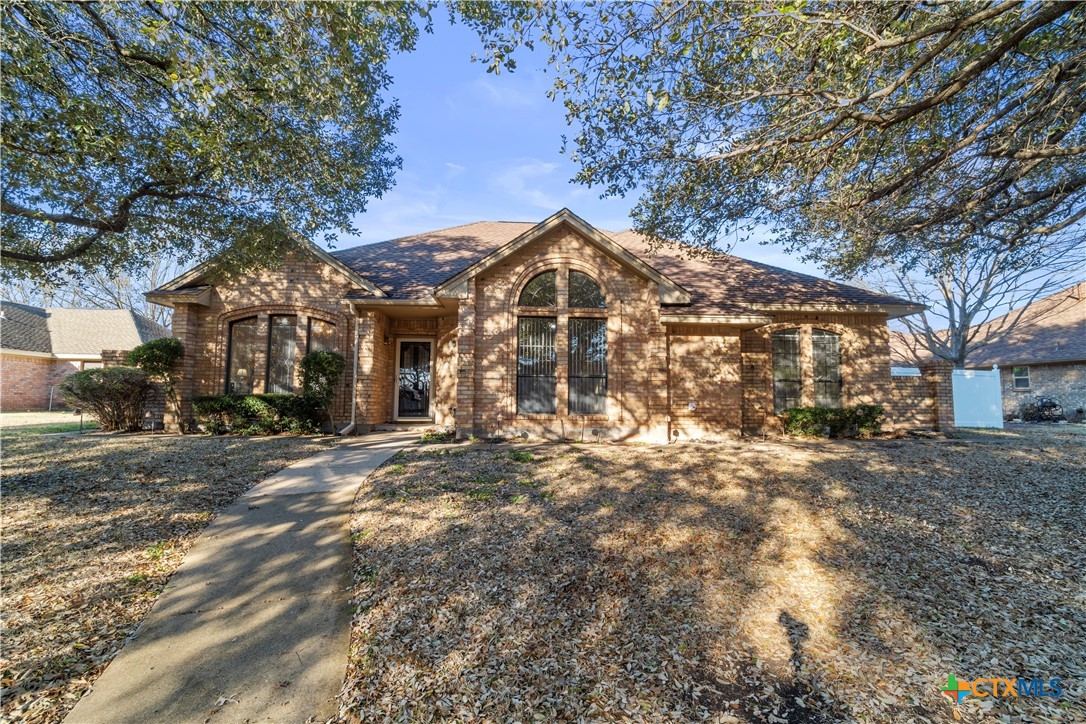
226, 317, 260, 394
569, 318, 607, 414
307, 318, 336, 353
812, 330, 842, 408
518, 271, 557, 307
772, 330, 802, 412
569, 271, 605, 308
517, 317, 557, 413
266, 315, 297, 394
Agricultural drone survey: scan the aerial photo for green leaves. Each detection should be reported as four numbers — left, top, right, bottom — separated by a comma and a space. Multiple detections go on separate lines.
2, 2, 428, 282
459, 1, 1086, 275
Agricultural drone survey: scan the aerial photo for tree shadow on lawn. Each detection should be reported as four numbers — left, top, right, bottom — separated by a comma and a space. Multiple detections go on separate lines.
339, 438, 1085, 722
0, 434, 328, 722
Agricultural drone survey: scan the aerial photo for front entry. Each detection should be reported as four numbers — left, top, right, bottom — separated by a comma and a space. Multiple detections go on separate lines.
396, 340, 432, 419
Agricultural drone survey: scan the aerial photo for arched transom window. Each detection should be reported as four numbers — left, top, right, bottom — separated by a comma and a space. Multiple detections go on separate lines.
518, 271, 557, 307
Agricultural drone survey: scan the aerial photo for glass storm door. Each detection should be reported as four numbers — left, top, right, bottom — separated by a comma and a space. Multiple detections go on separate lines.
397, 341, 431, 418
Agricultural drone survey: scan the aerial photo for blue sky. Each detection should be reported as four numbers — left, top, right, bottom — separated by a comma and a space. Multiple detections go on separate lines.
339, 19, 825, 278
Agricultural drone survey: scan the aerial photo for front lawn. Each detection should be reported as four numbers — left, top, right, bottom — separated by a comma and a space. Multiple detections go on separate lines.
340, 429, 1085, 722
0, 433, 331, 723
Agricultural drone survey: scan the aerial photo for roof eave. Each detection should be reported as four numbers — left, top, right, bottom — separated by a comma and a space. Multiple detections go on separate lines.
754, 302, 926, 319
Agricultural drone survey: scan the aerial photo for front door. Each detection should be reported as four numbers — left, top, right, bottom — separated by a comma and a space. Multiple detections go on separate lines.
397, 341, 432, 419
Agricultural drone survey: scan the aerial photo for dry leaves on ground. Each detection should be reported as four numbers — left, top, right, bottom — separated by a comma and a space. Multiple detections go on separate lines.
0, 432, 330, 723
338, 427, 1085, 723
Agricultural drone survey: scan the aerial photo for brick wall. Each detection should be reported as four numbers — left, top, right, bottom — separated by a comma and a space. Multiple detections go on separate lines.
667, 325, 742, 440
167, 248, 362, 431
467, 226, 669, 441
0, 354, 81, 411
1001, 362, 1086, 421
740, 315, 892, 434
161, 230, 959, 438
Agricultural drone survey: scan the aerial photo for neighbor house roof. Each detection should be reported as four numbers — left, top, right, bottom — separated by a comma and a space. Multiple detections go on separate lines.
0, 302, 170, 357
890, 283, 1086, 367
331, 214, 918, 317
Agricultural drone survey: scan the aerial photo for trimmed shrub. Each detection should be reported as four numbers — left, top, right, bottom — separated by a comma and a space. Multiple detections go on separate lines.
192, 394, 321, 435
779, 404, 885, 439
128, 337, 184, 431
59, 367, 154, 432
300, 350, 346, 430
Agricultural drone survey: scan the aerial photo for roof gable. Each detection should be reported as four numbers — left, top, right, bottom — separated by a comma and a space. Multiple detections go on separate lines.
432, 209, 691, 305
149, 230, 385, 301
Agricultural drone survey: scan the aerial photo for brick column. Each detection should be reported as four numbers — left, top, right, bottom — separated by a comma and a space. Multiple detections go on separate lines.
164, 305, 199, 432
920, 360, 955, 431
455, 280, 477, 439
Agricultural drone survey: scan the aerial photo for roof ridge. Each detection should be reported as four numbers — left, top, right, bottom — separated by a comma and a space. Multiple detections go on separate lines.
333, 220, 532, 256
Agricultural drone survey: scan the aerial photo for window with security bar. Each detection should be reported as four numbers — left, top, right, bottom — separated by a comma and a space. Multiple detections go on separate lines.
517, 317, 557, 413
812, 329, 842, 408
569, 318, 607, 414
772, 329, 802, 413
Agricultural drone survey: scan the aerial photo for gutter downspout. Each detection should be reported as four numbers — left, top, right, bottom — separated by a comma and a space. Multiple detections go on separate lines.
338, 303, 361, 436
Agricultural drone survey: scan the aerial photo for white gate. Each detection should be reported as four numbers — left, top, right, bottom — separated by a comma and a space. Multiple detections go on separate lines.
952, 368, 1004, 428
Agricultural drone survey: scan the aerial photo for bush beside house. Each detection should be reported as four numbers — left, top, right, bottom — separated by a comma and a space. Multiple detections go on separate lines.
58, 367, 155, 432
779, 404, 885, 438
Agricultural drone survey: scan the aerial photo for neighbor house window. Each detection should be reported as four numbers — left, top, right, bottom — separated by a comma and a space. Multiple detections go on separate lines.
772, 330, 802, 412
812, 330, 842, 408
226, 317, 260, 394
518, 271, 557, 307
569, 318, 607, 414
569, 270, 605, 308
517, 317, 557, 413
1013, 366, 1030, 389
266, 315, 297, 394
307, 318, 336, 353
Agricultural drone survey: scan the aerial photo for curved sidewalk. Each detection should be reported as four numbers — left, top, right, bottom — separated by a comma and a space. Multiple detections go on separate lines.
65, 431, 417, 724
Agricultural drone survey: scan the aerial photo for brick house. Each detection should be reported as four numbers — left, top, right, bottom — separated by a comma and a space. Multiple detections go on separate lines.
148, 209, 947, 439
0, 302, 170, 411
893, 283, 1085, 421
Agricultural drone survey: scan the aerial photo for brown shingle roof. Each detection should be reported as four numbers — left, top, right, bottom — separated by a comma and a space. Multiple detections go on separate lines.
332, 220, 914, 315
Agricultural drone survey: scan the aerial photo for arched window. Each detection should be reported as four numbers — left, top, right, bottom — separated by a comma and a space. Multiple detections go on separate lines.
772, 330, 801, 412
518, 271, 557, 307
812, 330, 842, 408
569, 270, 605, 308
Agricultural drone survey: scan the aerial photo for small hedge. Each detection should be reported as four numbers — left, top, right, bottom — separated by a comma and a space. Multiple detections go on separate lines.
59, 367, 154, 432
192, 394, 321, 435
779, 404, 885, 438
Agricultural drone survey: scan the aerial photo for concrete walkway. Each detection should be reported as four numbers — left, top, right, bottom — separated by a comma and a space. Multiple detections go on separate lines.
66, 431, 417, 724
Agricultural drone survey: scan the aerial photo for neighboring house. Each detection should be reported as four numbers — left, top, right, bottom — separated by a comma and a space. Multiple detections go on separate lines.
890, 283, 1086, 421
0, 303, 170, 411
147, 209, 935, 440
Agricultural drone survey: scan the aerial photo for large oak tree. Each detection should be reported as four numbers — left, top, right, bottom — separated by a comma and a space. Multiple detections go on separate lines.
463, 1, 1085, 275
2, 1, 428, 283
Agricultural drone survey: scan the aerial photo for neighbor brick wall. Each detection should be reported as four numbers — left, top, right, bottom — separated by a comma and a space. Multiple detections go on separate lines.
0, 354, 81, 411
1001, 362, 1086, 421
